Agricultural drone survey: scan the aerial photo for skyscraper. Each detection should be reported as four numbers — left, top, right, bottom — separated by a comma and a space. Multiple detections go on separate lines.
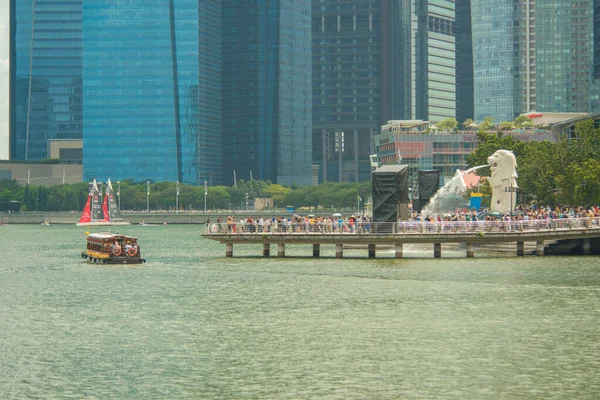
472, 0, 600, 122
82, 0, 222, 184
534, 1, 600, 113
312, 1, 401, 183
221, 0, 312, 186
455, 0, 474, 123
10, 0, 83, 161
312, 0, 456, 183
11, 0, 222, 185
471, 0, 519, 122
594, 0, 600, 79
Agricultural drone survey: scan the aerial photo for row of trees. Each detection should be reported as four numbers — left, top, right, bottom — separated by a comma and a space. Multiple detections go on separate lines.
435, 115, 537, 132
467, 119, 600, 207
1, 118, 598, 212
0, 178, 371, 212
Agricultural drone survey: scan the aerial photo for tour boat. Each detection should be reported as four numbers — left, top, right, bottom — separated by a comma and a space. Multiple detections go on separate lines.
81, 232, 145, 264
77, 178, 130, 226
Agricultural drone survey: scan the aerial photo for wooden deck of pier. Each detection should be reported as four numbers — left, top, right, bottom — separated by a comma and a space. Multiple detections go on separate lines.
202, 225, 600, 258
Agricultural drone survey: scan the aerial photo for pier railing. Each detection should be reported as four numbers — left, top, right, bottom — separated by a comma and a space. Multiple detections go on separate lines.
205, 217, 600, 235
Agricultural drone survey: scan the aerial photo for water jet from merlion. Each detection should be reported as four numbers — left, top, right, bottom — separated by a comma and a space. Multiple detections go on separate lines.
420, 150, 518, 217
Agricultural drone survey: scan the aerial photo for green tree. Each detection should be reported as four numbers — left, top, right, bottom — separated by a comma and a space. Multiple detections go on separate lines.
37, 186, 48, 210
206, 186, 231, 209
436, 118, 458, 131
23, 184, 37, 211
498, 121, 514, 132
462, 118, 475, 130
263, 184, 290, 206
466, 131, 523, 174
478, 116, 496, 132
517, 140, 560, 206
513, 115, 534, 129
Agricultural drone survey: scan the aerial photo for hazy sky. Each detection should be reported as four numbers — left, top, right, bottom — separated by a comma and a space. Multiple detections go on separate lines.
0, 0, 8, 160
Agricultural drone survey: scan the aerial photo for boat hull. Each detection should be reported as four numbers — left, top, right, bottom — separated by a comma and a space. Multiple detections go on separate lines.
81, 251, 145, 264
77, 221, 131, 227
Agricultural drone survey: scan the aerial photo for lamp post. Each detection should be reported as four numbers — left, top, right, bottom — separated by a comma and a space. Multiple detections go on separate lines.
117, 181, 121, 211
245, 192, 249, 210
146, 181, 150, 213
361, 188, 366, 215
176, 181, 180, 213
204, 181, 208, 212
504, 185, 518, 220
357, 195, 361, 215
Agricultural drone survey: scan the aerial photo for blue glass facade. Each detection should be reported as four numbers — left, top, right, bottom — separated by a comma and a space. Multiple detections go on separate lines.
535, 1, 600, 113
11, 0, 83, 161
595, 0, 600, 79
472, 0, 600, 121
222, 0, 312, 186
83, 0, 222, 184
471, 0, 519, 122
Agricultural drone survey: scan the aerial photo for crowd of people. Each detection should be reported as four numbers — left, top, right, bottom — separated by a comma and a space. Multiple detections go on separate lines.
209, 215, 372, 234
206, 204, 600, 234
415, 204, 600, 223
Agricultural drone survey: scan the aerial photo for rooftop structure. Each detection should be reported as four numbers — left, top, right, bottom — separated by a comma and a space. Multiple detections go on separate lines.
374, 127, 556, 188
381, 120, 430, 134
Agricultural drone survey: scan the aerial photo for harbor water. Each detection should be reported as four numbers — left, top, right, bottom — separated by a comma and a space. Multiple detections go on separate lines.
1, 224, 599, 399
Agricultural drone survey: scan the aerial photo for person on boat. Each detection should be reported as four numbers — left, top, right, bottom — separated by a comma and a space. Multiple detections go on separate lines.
125, 241, 139, 257
111, 240, 122, 256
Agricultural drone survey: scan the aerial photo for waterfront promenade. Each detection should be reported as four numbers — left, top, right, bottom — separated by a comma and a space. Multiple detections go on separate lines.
202, 217, 600, 258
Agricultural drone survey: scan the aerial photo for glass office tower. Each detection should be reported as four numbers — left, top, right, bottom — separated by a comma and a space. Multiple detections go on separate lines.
312, 1, 411, 183
413, 0, 456, 123
83, 0, 222, 184
471, 0, 519, 122
594, 0, 600, 79
535, 1, 600, 113
472, 0, 600, 122
221, 0, 312, 186
455, 0, 474, 123
312, 0, 456, 183
11, 0, 83, 161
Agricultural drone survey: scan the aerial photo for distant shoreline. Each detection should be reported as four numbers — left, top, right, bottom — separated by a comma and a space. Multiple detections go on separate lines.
1, 210, 310, 225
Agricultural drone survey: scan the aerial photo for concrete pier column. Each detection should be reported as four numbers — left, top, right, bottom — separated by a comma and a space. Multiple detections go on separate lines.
368, 244, 376, 258
583, 238, 591, 255
516, 241, 524, 256
226, 243, 233, 258
434, 243, 441, 258
313, 243, 320, 257
395, 243, 403, 259
277, 243, 285, 257
466, 243, 475, 258
536, 240, 544, 256
336, 243, 343, 258
263, 243, 270, 257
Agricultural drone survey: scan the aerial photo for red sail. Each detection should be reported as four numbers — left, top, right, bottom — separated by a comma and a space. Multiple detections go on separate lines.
79, 194, 92, 223
102, 193, 110, 222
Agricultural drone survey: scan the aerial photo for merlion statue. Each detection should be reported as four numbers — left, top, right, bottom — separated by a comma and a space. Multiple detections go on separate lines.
487, 150, 518, 214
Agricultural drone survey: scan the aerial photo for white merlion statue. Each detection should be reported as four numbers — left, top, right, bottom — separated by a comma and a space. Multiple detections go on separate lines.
487, 150, 518, 214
